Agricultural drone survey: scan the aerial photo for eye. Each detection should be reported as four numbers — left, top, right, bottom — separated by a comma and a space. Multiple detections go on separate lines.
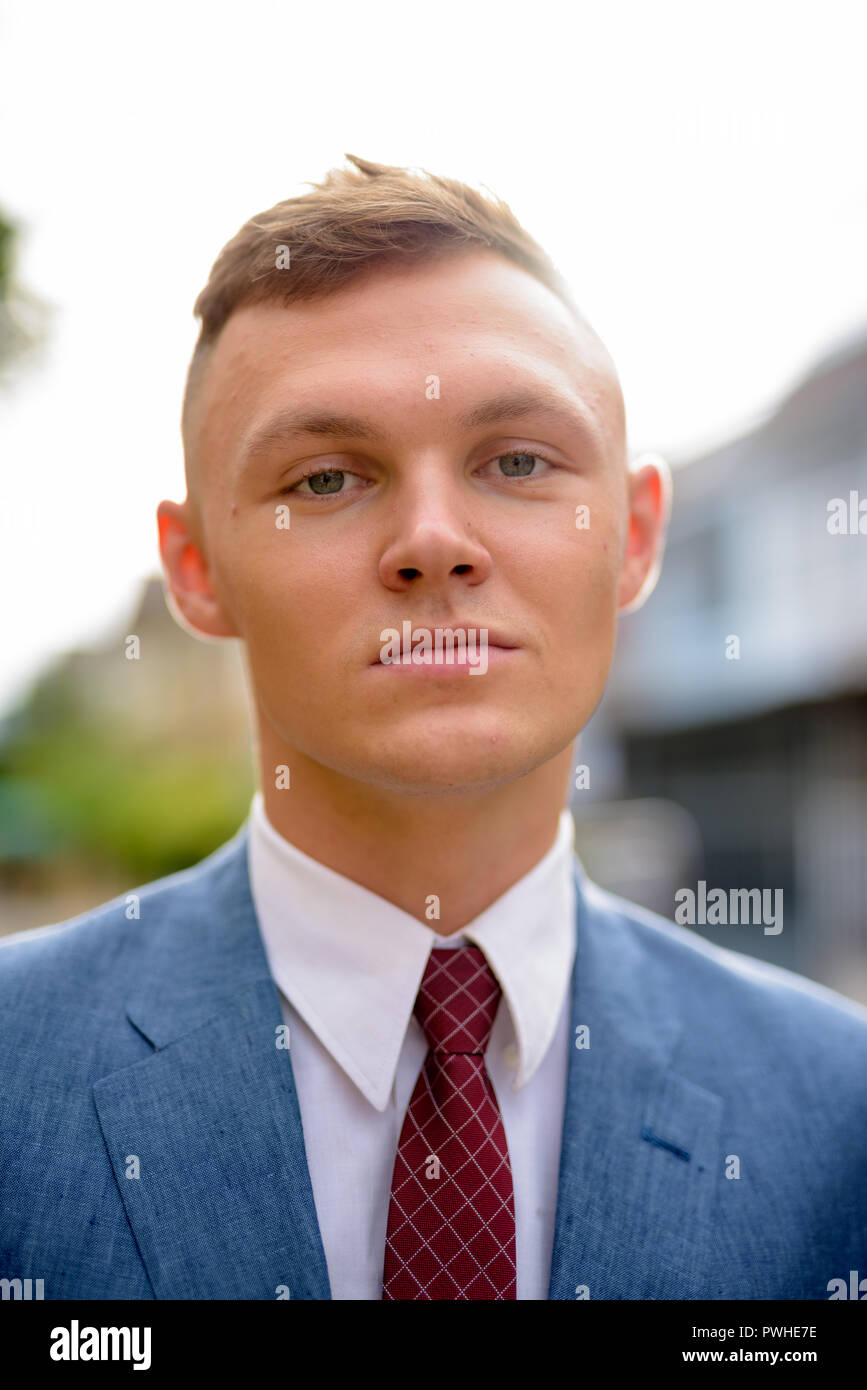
478, 450, 557, 480
282, 467, 367, 498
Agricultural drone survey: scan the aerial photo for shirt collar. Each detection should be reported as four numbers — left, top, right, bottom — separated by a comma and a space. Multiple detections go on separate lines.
247, 792, 576, 1111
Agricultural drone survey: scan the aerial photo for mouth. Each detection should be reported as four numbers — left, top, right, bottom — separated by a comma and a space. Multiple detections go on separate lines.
369, 622, 521, 670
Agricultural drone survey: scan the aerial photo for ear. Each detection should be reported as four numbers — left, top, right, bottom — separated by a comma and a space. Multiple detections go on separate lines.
617, 453, 672, 615
156, 500, 240, 639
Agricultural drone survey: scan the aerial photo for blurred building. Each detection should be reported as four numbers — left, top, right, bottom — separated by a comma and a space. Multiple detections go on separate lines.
574, 326, 867, 1000
45, 576, 251, 746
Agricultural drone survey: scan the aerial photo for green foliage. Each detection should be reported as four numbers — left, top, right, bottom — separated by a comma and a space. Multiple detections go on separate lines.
2, 723, 254, 880
0, 203, 50, 374
0, 210, 14, 297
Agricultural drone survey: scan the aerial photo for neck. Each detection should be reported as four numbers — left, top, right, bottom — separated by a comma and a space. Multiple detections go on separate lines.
254, 722, 575, 935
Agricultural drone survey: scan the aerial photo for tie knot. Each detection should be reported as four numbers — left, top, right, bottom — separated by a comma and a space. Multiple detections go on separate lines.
414, 945, 502, 1055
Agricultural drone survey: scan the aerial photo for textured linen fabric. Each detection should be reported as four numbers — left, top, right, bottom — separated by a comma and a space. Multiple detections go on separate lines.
1, 818, 867, 1299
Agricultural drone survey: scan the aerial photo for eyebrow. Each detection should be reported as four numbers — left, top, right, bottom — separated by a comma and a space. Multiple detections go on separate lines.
240, 386, 591, 463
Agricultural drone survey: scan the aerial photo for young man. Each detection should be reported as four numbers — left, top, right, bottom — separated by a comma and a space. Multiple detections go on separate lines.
1, 155, 865, 1302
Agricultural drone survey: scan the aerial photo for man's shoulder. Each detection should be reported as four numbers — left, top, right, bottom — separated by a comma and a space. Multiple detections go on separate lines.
0, 828, 249, 1005
577, 870, 867, 1068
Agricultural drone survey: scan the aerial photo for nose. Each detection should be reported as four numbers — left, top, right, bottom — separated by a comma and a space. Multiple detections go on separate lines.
377, 470, 493, 593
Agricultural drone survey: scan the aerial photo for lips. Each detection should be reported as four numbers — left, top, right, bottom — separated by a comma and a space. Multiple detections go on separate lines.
371, 622, 519, 664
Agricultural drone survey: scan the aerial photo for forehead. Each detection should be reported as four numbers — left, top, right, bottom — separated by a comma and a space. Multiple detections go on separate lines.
192, 249, 624, 465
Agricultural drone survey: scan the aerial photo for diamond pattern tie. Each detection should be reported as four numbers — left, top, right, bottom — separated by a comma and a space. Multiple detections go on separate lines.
382, 944, 517, 1300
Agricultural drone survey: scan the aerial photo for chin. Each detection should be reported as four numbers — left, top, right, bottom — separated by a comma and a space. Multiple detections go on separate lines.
332, 720, 562, 796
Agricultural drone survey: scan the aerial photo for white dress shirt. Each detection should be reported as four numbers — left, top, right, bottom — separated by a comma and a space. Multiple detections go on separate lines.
247, 792, 577, 1300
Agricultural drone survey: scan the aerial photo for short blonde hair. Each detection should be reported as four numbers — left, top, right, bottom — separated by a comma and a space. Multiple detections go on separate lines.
183, 153, 579, 424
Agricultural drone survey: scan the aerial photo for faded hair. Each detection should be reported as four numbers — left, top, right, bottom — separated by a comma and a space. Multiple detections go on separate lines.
182, 153, 581, 436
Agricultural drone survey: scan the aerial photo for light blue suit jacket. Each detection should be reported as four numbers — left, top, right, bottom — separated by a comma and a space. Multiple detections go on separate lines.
1, 823, 865, 1300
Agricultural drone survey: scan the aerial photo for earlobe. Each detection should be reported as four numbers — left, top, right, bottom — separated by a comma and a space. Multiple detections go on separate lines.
617, 453, 672, 616
156, 500, 239, 639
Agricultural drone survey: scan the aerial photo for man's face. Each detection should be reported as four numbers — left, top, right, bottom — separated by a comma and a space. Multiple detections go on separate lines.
171, 249, 655, 795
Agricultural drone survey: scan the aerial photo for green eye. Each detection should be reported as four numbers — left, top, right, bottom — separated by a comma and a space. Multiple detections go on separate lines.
498, 452, 538, 477
306, 470, 346, 494
284, 467, 367, 499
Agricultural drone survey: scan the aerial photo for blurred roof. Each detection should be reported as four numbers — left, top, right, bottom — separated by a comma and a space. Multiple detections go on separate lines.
608, 324, 867, 730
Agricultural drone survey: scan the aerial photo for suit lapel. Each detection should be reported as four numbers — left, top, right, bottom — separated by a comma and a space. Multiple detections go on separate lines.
90, 830, 722, 1300
547, 865, 723, 1299
92, 828, 331, 1300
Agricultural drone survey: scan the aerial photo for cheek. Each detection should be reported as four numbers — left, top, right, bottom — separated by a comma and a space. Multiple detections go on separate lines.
214, 524, 358, 656
519, 514, 622, 630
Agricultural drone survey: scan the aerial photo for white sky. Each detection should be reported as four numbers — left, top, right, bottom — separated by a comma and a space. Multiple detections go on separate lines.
2, 0, 866, 715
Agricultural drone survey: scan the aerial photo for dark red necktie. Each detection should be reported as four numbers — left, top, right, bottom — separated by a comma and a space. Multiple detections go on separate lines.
382, 945, 518, 1299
